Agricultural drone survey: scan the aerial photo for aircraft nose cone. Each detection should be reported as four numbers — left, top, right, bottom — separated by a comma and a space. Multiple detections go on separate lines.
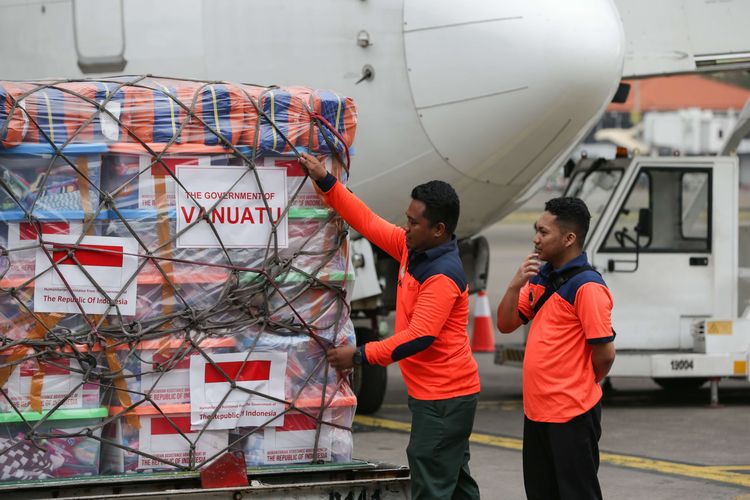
403, 0, 625, 186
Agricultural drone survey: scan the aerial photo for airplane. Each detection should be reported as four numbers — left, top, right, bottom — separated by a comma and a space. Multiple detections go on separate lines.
1, 0, 749, 412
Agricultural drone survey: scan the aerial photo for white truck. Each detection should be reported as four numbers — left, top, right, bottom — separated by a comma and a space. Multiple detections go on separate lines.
497, 108, 750, 404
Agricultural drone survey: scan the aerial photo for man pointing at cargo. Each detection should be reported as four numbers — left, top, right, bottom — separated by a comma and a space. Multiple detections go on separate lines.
299, 152, 481, 500
497, 197, 616, 500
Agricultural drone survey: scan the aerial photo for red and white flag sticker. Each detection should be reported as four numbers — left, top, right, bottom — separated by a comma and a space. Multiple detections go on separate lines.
5, 221, 85, 280
138, 156, 210, 209
0, 357, 83, 411
189, 351, 287, 430
138, 414, 227, 470
139, 351, 193, 405
7, 221, 84, 249
262, 413, 332, 464
33, 235, 138, 315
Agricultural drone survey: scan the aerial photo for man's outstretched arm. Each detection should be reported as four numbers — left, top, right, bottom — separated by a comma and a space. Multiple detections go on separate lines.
299, 153, 405, 261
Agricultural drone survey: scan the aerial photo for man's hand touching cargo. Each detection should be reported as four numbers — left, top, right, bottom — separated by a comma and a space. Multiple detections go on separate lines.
298, 152, 327, 181
326, 345, 356, 371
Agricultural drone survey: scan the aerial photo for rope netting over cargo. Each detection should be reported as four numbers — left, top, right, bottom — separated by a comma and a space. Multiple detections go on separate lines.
0, 75, 358, 480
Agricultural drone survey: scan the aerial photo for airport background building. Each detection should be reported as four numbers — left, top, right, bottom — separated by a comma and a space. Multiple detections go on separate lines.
586, 75, 750, 187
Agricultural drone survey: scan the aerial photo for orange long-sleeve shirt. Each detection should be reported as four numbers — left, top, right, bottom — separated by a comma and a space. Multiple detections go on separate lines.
318, 175, 480, 400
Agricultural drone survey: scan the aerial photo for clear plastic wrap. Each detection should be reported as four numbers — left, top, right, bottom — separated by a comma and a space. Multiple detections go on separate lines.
0, 76, 357, 481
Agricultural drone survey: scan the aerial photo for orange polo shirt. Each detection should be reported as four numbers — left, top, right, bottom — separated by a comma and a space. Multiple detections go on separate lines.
318, 175, 480, 401
518, 253, 614, 422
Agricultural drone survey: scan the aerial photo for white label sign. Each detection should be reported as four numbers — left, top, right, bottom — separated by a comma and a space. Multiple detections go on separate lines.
5, 221, 84, 280
189, 351, 287, 430
99, 100, 122, 141
7, 221, 84, 249
139, 352, 192, 405
175, 166, 288, 249
138, 156, 210, 209
137, 414, 227, 470
34, 235, 138, 315
0, 357, 83, 411
262, 413, 332, 464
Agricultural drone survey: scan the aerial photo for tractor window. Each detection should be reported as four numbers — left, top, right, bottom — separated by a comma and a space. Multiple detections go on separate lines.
565, 168, 623, 237
602, 168, 711, 253
681, 172, 710, 241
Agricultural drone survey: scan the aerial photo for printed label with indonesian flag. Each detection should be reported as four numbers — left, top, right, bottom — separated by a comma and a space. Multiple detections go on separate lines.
137, 414, 227, 470
7, 221, 84, 249
0, 357, 99, 411
139, 351, 193, 405
4, 221, 84, 279
256, 156, 332, 208
262, 413, 332, 464
189, 351, 287, 430
138, 156, 210, 209
175, 166, 288, 249
33, 235, 138, 315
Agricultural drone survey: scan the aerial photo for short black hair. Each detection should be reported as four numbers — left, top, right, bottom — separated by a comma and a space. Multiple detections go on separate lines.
544, 197, 591, 247
411, 180, 460, 235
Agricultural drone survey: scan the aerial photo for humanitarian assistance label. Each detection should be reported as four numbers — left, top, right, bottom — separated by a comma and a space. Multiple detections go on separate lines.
138, 414, 227, 470
139, 352, 192, 405
262, 413, 332, 464
33, 235, 138, 315
5, 221, 84, 279
0, 357, 84, 411
175, 166, 288, 249
189, 351, 287, 430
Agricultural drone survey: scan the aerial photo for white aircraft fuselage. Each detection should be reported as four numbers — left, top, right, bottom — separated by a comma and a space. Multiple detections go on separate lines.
0, 0, 625, 236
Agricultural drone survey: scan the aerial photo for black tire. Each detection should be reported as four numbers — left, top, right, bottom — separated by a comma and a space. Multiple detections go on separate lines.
653, 377, 707, 391
353, 327, 387, 414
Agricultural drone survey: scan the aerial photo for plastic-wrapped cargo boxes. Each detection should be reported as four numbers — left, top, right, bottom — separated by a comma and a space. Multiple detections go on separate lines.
102, 403, 229, 474
234, 403, 355, 467
0, 346, 100, 412
0, 76, 358, 482
105, 337, 236, 407
0, 407, 107, 480
0, 143, 105, 282
0, 143, 106, 414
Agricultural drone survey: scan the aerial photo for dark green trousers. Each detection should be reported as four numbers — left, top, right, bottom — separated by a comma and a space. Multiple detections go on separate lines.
407, 393, 481, 500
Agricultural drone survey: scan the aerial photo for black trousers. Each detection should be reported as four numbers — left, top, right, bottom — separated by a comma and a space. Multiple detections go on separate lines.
522, 402, 603, 500
407, 393, 481, 500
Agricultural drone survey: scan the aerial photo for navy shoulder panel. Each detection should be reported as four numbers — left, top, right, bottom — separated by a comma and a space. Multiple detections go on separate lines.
557, 270, 607, 305
410, 252, 467, 291
529, 274, 545, 286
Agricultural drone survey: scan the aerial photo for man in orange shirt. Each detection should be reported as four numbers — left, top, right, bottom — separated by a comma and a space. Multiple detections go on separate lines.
299, 152, 481, 500
497, 197, 616, 500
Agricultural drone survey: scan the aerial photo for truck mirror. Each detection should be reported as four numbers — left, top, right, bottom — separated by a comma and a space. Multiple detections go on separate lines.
459, 236, 490, 294
563, 159, 575, 178
636, 208, 652, 238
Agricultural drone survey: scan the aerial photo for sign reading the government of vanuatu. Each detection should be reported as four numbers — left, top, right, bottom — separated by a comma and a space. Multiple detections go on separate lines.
34, 235, 138, 316
175, 166, 288, 249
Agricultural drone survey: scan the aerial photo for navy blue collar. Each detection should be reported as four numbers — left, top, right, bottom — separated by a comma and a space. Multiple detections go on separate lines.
539, 252, 589, 278
409, 236, 458, 262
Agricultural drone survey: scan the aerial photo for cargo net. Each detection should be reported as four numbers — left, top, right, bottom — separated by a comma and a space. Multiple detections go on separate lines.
0, 76, 358, 480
